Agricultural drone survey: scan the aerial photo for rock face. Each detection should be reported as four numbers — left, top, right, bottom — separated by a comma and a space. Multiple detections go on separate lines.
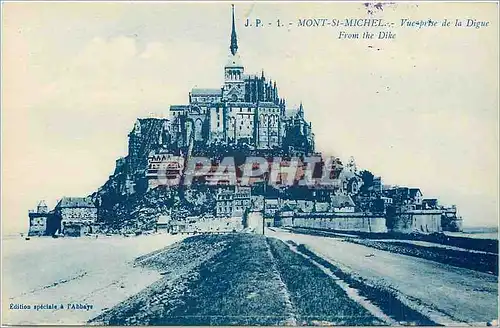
94, 170, 217, 233
92, 118, 173, 230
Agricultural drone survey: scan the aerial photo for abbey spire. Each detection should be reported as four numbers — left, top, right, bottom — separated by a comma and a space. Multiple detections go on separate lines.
230, 4, 238, 56
223, 4, 245, 101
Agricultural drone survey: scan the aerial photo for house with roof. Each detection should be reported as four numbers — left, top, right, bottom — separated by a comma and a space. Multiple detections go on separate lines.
409, 188, 423, 207
422, 198, 439, 209
330, 195, 356, 213
312, 188, 334, 212
441, 205, 463, 232
337, 169, 363, 196
155, 215, 171, 232
55, 197, 98, 237
384, 187, 423, 209
276, 204, 295, 227
169, 220, 186, 234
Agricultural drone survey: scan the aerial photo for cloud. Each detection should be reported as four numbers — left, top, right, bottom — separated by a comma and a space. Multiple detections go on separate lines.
139, 42, 169, 60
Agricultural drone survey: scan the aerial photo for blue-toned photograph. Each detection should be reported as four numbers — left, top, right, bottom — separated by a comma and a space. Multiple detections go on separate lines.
1, 2, 498, 326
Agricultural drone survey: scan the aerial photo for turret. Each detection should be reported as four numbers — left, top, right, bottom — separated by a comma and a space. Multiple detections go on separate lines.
37, 200, 48, 214
298, 102, 304, 118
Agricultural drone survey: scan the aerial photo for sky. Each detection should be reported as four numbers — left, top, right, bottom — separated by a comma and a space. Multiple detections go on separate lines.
2, 2, 498, 234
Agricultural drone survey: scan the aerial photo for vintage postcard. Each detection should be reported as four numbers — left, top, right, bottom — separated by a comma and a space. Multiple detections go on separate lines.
1, 1, 498, 326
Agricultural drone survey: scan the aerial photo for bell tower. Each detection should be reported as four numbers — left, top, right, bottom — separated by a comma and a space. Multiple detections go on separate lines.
223, 5, 245, 102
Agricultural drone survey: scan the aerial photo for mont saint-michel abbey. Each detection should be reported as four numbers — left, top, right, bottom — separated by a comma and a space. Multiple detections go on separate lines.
127, 6, 314, 173
27, 6, 464, 238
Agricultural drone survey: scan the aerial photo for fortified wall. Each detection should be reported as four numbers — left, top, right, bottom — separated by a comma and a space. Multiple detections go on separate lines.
282, 212, 388, 233
390, 210, 442, 234
279, 209, 444, 234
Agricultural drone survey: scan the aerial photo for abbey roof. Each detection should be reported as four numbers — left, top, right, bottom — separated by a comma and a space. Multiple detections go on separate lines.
191, 88, 222, 96
56, 197, 95, 208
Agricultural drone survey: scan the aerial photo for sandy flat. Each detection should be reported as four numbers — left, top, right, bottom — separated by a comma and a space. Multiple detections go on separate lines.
445, 232, 498, 240
3, 230, 497, 325
267, 228, 498, 325
372, 238, 496, 255
2, 233, 185, 325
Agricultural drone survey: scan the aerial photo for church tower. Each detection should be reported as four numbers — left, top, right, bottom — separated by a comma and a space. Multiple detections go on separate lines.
222, 5, 245, 102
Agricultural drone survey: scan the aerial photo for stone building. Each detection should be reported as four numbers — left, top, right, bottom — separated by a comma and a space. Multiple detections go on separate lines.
233, 186, 251, 217
441, 205, 463, 232
55, 197, 98, 237
155, 215, 171, 232
382, 189, 447, 234
264, 198, 280, 217
384, 187, 423, 209
216, 189, 234, 218
215, 186, 251, 218
28, 201, 51, 236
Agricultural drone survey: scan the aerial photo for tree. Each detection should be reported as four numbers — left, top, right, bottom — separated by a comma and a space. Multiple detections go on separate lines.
359, 170, 375, 195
